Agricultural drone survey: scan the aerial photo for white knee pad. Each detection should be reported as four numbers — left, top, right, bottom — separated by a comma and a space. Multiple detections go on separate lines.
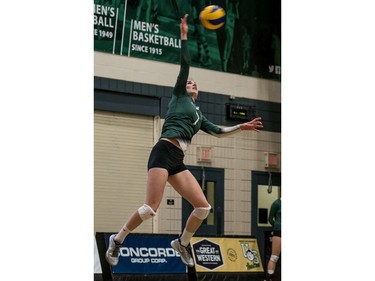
192, 205, 211, 220
138, 204, 156, 221
270, 255, 279, 263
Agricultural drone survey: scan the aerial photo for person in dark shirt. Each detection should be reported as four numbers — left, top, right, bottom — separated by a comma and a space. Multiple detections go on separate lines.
265, 197, 281, 281
106, 14, 263, 268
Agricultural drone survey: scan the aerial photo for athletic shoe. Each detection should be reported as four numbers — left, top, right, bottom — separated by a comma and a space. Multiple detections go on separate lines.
105, 234, 121, 266
171, 238, 195, 267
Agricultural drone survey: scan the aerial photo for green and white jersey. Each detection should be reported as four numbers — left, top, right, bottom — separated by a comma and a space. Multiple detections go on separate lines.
269, 198, 281, 232
160, 40, 222, 142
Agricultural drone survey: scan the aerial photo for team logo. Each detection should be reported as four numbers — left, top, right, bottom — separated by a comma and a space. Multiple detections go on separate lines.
240, 242, 261, 270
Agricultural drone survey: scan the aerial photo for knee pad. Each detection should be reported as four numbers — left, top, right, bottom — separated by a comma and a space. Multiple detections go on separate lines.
138, 204, 156, 221
270, 255, 279, 263
192, 205, 211, 220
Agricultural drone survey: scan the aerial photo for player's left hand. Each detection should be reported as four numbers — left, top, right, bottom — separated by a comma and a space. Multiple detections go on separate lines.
180, 14, 189, 35
240, 117, 263, 132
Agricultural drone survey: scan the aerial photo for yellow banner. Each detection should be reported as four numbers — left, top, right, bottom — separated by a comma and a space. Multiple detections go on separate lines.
190, 237, 264, 273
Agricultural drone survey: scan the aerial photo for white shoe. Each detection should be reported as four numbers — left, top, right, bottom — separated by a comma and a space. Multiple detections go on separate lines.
171, 238, 194, 267
105, 234, 121, 266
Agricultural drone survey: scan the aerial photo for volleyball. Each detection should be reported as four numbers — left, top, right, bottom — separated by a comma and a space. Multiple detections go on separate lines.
199, 5, 226, 30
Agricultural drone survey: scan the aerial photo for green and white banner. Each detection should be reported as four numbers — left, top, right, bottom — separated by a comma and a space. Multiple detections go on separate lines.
94, 0, 281, 80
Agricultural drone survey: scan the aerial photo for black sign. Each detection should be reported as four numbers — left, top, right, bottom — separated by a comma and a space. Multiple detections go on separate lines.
226, 104, 256, 121
166, 199, 174, 205
192, 239, 223, 270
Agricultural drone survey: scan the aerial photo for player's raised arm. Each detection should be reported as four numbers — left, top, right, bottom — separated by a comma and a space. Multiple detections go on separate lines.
180, 14, 188, 40
173, 14, 190, 96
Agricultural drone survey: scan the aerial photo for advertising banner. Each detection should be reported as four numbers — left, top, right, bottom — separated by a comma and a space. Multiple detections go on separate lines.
105, 233, 187, 274
191, 237, 264, 272
94, 0, 281, 80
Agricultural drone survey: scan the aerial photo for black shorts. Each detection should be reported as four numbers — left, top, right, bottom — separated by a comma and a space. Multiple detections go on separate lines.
272, 230, 281, 238
147, 140, 187, 176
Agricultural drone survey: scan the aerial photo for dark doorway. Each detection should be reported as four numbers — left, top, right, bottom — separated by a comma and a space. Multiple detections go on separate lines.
182, 166, 225, 236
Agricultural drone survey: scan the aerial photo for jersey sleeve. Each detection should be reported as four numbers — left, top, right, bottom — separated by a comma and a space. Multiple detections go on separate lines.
200, 115, 222, 136
268, 201, 278, 226
173, 40, 190, 96
200, 115, 244, 138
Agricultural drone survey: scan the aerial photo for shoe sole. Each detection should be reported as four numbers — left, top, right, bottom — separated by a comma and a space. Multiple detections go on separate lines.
106, 235, 119, 266
171, 240, 195, 267
105, 252, 119, 266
